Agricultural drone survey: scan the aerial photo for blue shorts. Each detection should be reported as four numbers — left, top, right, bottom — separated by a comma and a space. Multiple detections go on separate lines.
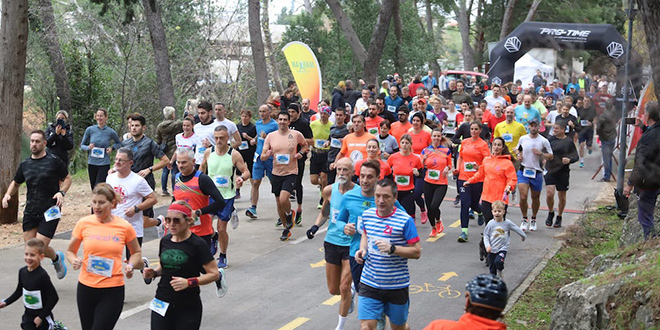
358, 294, 409, 326
252, 158, 273, 181
517, 169, 544, 192
210, 197, 235, 221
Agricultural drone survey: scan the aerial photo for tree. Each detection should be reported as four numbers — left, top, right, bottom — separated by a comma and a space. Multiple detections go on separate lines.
637, 0, 660, 101
0, 0, 29, 223
423, 0, 442, 73
450, 0, 476, 71
248, 0, 270, 103
500, 0, 517, 40
524, 0, 543, 22
262, 0, 283, 93
141, 0, 175, 110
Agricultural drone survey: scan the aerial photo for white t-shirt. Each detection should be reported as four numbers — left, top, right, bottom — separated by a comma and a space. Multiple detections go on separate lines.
176, 133, 205, 165
214, 118, 239, 138
354, 99, 369, 114
106, 172, 153, 237
516, 134, 553, 172
484, 95, 508, 110
194, 121, 218, 146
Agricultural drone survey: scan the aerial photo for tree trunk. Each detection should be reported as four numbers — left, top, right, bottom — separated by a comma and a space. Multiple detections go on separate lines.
525, 0, 543, 22
500, 0, 518, 40
0, 0, 28, 224
248, 0, 270, 104
473, 0, 486, 69
362, 0, 397, 85
393, 0, 404, 74
325, 0, 368, 66
637, 0, 660, 101
37, 0, 72, 113
455, 0, 476, 71
142, 0, 176, 110
261, 0, 283, 94
303, 0, 313, 15
423, 0, 442, 73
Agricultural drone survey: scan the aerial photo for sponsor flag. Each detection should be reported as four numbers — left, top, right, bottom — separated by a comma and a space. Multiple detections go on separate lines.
282, 41, 322, 111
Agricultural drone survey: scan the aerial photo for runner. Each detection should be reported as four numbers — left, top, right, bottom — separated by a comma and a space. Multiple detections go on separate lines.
170, 117, 203, 171
456, 122, 490, 242
577, 97, 596, 167
245, 104, 278, 219
390, 107, 412, 143
515, 95, 542, 132
2, 130, 71, 280
376, 120, 399, 160
544, 122, 578, 228
306, 158, 360, 330
287, 103, 314, 225
421, 128, 452, 237
332, 114, 374, 166
66, 183, 143, 330
483, 201, 526, 279
407, 112, 430, 222
493, 106, 527, 154
365, 100, 385, 136
309, 106, 333, 209
80, 108, 122, 190
261, 111, 309, 241
142, 201, 221, 328
354, 139, 392, 181
326, 108, 350, 185
355, 179, 421, 330
201, 125, 250, 268
515, 118, 553, 232
387, 134, 423, 219
235, 109, 257, 198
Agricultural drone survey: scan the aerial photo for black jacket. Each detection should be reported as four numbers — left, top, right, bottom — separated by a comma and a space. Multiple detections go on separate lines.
331, 88, 346, 111
630, 122, 660, 190
45, 122, 74, 165
344, 88, 362, 110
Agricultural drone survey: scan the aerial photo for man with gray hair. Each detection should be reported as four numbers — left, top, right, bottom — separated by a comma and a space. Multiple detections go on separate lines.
156, 106, 182, 196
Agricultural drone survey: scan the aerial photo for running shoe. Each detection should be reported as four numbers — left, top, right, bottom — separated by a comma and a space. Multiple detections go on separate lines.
520, 219, 529, 232
349, 283, 356, 314
210, 232, 219, 256
295, 211, 302, 227
160, 190, 170, 197
579, 160, 584, 168
142, 257, 152, 285
469, 209, 475, 219
217, 254, 228, 269
318, 197, 324, 209
453, 195, 460, 206
290, 191, 297, 201
430, 227, 438, 237
245, 206, 257, 219
457, 232, 468, 243
280, 229, 291, 241
286, 210, 295, 230
276, 218, 283, 227
156, 215, 167, 238
588, 148, 593, 155
545, 212, 555, 227
436, 219, 444, 234
216, 268, 228, 298
530, 220, 537, 231
477, 213, 485, 226
53, 251, 67, 280
497, 269, 504, 280
420, 210, 428, 224
230, 210, 239, 230
553, 216, 563, 228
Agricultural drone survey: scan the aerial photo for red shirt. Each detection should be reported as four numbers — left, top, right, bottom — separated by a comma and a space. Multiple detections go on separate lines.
458, 137, 490, 181
387, 152, 422, 191
365, 116, 385, 136
422, 145, 452, 185
355, 158, 391, 180
391, 121, 412, 142
409, 129, 432, 154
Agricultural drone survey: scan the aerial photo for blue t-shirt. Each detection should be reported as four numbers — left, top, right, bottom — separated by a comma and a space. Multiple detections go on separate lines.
514, 105, 542, 132
360, 207, 419, 290
384, 96, 404, 113
254, 118, 278, 158
325, 183, 361, 247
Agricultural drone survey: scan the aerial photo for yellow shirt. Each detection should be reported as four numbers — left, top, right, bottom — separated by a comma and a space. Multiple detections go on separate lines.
493, 120, 527, 152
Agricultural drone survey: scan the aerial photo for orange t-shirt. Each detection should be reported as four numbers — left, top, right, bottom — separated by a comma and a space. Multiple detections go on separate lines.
390, 121, 412, 142
408, 129, 432, 154
263, 129, 307, 176
423, 313, 507, 330
458, 137, 490, 181
466, 154, 517, 203
340, 132, 375, 163
365, 116, 385, 136
422, 146, 452, 185
387, 152, 422, 191
354, 158, 391, 180
72, 215, 137, 288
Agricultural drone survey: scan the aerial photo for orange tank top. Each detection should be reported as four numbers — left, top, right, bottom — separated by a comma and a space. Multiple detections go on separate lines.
173, 171, 213, 237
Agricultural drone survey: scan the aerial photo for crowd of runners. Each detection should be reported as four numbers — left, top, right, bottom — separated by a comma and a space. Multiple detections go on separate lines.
0, 69, 641, 329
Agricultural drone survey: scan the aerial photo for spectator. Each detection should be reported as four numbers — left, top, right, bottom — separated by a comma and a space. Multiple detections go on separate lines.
344, 80, 362, 110
422, 70, 437, 92
596, 99, 618, 182
46, 110, 74, 166
332, 81, 347, 111
155, 106, 183, 196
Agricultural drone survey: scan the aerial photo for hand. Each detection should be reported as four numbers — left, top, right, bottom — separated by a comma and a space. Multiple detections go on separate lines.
382, 152, 390, 159
143, 268, 157, 279
463, 181, 470, 186
375, 240, 392, 253
33, 316, 42, 327
260, 131, 267, 139
2, 194, 10, 209
124, 263, 134, 279
623, 183, 633, 197
170, 276, 189, 291
452, 169, 459, 177
138, 169, 151, 177
235, 176, 244, 186
568, 121, 574, 127
264, 150, 273, 158
344, 223, 356, 236
61, 128, 67, 135
412, 168, 419, 176
0, 301, 6, 308
635, 117, 644, 127
242, 132, 249, 139
329, 162, 337, 170
517, 153, 523, 162
486, 246, 492, 253
106, 147, 113, 154
442, 167, 450, 177
504, 186, 511, 194
89, 143, 95, 150
71, 257, 82, 270
323, 141, 330, 148
52, 192, 64, 208
306, 226, 317, 239
55, 125, 62, 135
355, 249, 366, 264
294, 153, 302, 160
562, 157, 570, 164
531, 148, 542, 156
167, 163, 173, 170
124, 207, 136, 218
108, 167, 117, 174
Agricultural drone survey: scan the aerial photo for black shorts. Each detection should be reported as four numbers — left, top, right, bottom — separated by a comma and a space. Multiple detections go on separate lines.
359, 283, 409, 305
271, 174, 297, 197
324, 241, 350, 265
578, 126, 594, 147
310, 152, 328, 175
23, 214, 59, 239
545, 170, 570, 191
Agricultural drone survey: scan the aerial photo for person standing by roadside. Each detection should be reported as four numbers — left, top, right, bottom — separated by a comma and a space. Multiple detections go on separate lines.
155, 106, 183, 196
596, 100, 618, 182
45, 110, 74, 166
81, 108, 122, 190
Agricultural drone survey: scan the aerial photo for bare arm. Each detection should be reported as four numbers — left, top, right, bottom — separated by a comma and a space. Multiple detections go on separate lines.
200, 148, 211, 173
1, 181, 19, 208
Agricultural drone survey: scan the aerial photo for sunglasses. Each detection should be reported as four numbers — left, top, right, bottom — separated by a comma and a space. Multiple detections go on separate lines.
164, 217, 185, 224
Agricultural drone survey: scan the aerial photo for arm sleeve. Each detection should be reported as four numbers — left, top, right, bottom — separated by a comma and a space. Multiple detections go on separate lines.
483, 223, 492, 249
13, 163, 26, 184
46, 126, 58, 145
38, 272, 59, 320
508, 219, 527, 239
336, 199, 349, 225
61, 127, 75, 151
568, 140, 579, 163
505, 162, 517, 189
544, 139, 553, 155
155, 126, 164, 144
466, 164, 485, 184
402, 217, 420, 245
151, 140, 165, 158
111, 130, 122, 149
3, 272, 22, 306
198, 174, 225, 214
80, 127, 91, 151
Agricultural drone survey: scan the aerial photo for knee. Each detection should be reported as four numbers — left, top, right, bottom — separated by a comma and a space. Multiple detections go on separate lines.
339, 282, 351, 296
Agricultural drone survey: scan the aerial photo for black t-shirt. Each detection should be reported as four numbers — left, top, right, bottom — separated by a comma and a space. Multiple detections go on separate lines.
156, 233, 214, 303
300, 110, 317, 123
546, 136, 578, 174
577, 105, 596, 123
14, 154, 68, 216
327, 124, 349, 165
555, 114, 580, 140
236, 122, 257, 156
122, 135, 165, 188
289, 118, 313, 159
4, 266, 59, 320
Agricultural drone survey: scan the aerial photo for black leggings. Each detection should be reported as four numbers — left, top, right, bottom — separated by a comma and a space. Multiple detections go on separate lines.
151, 296, 203, 330
294, 158, 305, 205
423, 182, 448, 227
88, 164, 110, 190
397, 189, 416, 217
413, 175, 426, 212
77, 282, 124, 330
457, 180, 483, 229
125, 237, 143, 261
481, 201, 508, 225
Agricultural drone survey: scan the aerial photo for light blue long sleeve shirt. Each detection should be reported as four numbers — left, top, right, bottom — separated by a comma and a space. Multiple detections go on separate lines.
80, 125, 122, 165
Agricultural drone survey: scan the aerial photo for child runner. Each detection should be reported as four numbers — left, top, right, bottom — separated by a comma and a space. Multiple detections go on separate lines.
482, 200, 526, 279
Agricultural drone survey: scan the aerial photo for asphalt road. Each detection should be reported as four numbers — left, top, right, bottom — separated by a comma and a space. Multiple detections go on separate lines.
0, 148, 610, 330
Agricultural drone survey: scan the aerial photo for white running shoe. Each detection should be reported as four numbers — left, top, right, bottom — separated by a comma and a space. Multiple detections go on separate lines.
230, 210, 239, 230
216, 268, 228, 298
530, 220, 537, 231
156, 215, 167, 238
348, 282, 356, 314
520, 219, 529, 232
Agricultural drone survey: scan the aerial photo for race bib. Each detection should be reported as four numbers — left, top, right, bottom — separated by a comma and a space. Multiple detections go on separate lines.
22, 289, 43, 310
580, 120, 589, 126
395, 175, 411, 186
368, 237, 389, 256
44, 205, 61, 222
368, 127, 379, 135
314, 139, 326, 149
214, 175, 230, 188
427, 169, 441, 180
523, 168, 537, 178
464, 162, 477, 172
238, 141, 249, 150
387, 105, 396, 112
91, 147, 105, 158
330, 138, 342, 149
197, 147, 207, 154
565, 125, 570, 133
357, 216, 364, 235
87, 255, 114, 278
502, 133, 513, 143
447, 120, 455, 128
192, 216, 201, 227
349, 150, 363, 162
149, 297, 170, 317
275, 153, 290, 165
331, 208, 339, 224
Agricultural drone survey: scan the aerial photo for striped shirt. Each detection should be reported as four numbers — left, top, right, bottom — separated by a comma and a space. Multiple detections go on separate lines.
361, 207, 420, 290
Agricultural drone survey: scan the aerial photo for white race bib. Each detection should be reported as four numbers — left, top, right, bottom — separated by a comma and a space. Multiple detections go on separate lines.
87, 255, 114, 278
275, 153, 290, 165
44, 205, 61, 222
331, 208, 339, 224
91, 147, 105, 158
368, 237, 389, 256
149, 297, 170, 317
395, 175, 411, 186
357, 216, 364, 235
349, 150, 364, 162
314, 139, 326, 149
330, 138, 342, 149
580, 120, 589, 126
192, 216, 201, 227
447, 120, 455, 128
464, 162, 477, 172
387, 105, 396, 112
22, 289, 43, 310
523, 168, 537, 178
368, 127, 379, 135
427, 169, 441, 180
565, 125, 570, 133
502, 133, 513, 143
238, 141, 249, 150
214, 175, 230, 188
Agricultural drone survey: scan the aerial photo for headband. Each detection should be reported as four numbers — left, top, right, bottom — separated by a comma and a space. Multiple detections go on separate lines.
168, 203, 192, 217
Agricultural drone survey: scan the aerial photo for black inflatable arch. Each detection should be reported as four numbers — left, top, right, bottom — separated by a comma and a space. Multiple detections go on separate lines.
487, 22, 642, 100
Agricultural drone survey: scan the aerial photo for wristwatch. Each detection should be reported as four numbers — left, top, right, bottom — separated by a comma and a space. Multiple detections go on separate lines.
195, 210, 202, 217
58, 190, 66, 197
134, 206, 140, 213
388, 244, 396, 255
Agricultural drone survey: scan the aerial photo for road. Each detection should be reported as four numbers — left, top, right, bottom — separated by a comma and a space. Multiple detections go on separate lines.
0, 149, 610, 330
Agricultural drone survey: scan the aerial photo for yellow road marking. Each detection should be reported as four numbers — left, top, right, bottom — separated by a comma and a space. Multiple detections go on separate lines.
438, 272, 458, 281
322, 295, 341, 306
278, 317, 310, 330
425, 233, 446, 242
449, 220, 461, 228
310, 260, 326, 268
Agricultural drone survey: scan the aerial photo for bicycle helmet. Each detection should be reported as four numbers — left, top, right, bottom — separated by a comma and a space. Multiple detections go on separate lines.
466, 274, 508, 311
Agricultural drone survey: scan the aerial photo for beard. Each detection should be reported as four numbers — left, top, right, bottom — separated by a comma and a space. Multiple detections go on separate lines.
336, 176, 348, 184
